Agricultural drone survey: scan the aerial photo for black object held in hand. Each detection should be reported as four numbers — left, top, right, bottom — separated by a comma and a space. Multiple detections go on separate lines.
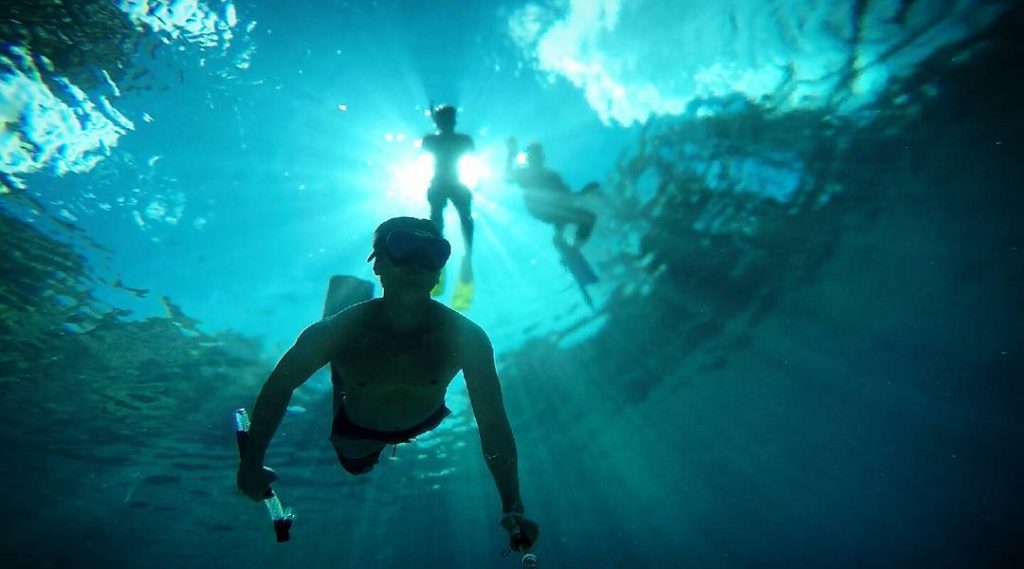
234, 408, 294, 542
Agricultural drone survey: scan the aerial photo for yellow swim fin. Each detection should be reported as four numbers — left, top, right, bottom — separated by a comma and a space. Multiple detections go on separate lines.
431, 267, 446, 297
451, 279, 474, 312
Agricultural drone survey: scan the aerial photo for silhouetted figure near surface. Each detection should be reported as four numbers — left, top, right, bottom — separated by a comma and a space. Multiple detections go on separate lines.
422, 105, 475, 253
236, 217, 539, 553
422, 104, 476, 309
506, 138, 601, 307
505, 137, 598, 250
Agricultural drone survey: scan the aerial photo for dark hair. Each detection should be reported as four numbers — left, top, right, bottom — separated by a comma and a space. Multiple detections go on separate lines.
432, 104, 456, 125
367, 217, 441, 260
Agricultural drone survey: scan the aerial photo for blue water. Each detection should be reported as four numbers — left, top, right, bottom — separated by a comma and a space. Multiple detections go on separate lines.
1, 1, 1021, 567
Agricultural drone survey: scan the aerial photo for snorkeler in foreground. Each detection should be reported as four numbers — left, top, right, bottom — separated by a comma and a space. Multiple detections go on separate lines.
236, 216, 539, 552
421, 104, 476, 309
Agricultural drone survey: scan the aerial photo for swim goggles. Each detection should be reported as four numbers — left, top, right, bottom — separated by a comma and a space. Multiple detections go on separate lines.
367, 229, 451, 272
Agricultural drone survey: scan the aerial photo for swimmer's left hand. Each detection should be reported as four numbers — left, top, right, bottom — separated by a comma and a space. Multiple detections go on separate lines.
500, 512, 540, 551
237, 462, 278, 501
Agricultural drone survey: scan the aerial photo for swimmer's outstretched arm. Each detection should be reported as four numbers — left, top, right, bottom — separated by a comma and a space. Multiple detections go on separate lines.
238, 321, 333, 494
462, 323, 523, 514
462, 322, 540, 551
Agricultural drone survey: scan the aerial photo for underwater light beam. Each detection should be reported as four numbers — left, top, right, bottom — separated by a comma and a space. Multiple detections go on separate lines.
382, 143, 495, 210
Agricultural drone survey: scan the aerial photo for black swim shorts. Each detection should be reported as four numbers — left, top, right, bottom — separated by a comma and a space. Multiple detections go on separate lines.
329, 405, 451, 475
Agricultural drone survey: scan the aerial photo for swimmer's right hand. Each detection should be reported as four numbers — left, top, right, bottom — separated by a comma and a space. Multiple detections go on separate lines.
500, 512, 540, 552
236, 462, 278, 501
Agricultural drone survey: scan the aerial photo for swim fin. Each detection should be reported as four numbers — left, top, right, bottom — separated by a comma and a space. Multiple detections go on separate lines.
323, 275, 375, 318
431, 266, 447, 297
451, 280, 474, 312
554, 240, 599, 287
553, 239, 598, 307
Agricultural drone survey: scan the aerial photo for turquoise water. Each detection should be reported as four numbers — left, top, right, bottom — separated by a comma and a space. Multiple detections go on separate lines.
1, 1, 1021, 567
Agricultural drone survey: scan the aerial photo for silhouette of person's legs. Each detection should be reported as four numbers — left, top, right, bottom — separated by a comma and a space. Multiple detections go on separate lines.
574, 209, 596, 247
449, 185, 474, 252
538, 204, 594, 248
427, 184, 448, 236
